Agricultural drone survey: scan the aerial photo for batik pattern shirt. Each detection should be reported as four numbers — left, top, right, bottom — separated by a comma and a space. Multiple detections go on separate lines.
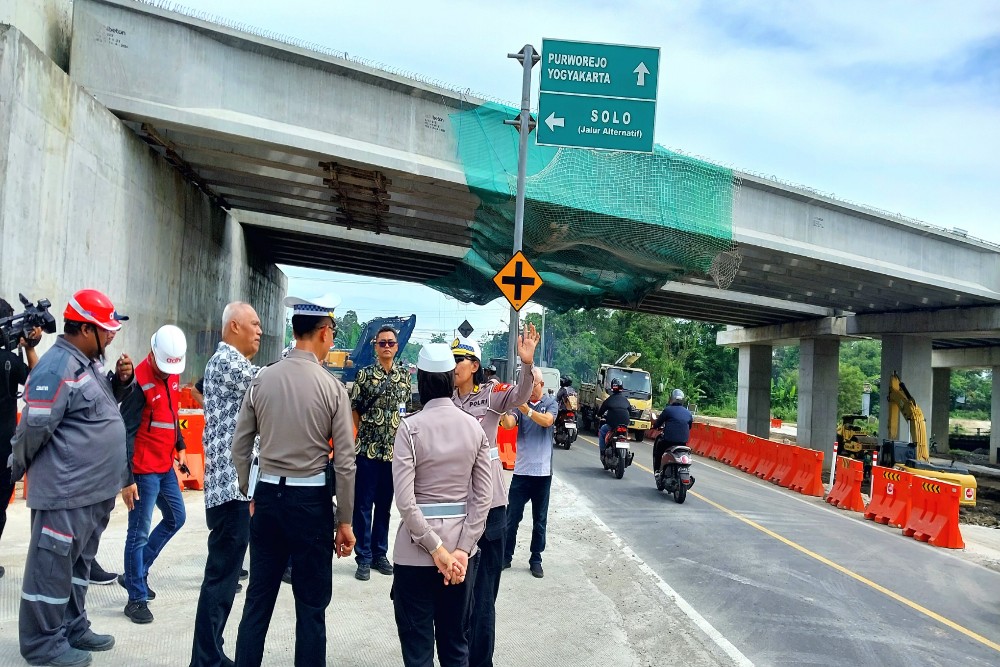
202, 342, 259, 509
349, 362, 411, 462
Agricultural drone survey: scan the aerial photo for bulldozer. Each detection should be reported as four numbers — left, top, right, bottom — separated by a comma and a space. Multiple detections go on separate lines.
877, 372, 977, 507
836, 414, 879, 480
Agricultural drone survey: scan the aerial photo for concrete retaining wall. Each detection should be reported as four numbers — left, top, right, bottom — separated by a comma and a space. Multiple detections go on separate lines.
0, 25, 285, 377
0, 0, 72, 71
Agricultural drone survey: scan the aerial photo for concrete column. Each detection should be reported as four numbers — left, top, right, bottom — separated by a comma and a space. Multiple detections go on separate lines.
879, 335, 932, 443
992, 368, 999, 465
930, 368, 951, 455
797, 338, 840, 465
737, 345, 772, 438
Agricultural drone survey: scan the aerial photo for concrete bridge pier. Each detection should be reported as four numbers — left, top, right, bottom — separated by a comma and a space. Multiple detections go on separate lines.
737, 344, 772, 438
796, 338, 840, 465
992, 369, 999, 464
931, 368, 952, 454
879, 335, 932, 444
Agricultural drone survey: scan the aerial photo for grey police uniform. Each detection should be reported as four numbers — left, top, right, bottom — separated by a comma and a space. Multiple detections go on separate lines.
452, 362, 534, 667
230, 347, 356, 667
392, 396, 493, 665
12, 336, 133, 664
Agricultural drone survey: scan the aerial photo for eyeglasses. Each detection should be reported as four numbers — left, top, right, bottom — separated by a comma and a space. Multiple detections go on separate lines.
453, 356, 469, 365
376, 340, 397, 348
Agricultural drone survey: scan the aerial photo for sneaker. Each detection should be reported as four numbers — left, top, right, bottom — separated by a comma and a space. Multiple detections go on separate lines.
70, 629, 115, 652
87, 561, 117, 585
281, 567, 292, 585
117, 574, 155, 601
354, 563, 371, 581
123, 600, 154, 624
42, 647, 92, 666
372, 556, 394, 576
236, 582, 243, 592
239, 568, 249, 581
530, 562, 544, 579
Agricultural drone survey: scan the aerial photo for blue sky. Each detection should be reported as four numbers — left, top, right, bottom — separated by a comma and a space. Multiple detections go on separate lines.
166, 0, 1000, 341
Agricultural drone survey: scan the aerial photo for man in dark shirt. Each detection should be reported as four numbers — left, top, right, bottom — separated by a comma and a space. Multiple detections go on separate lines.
652, 389, 694, 474
596, 378, 630, 460
0, 298, 41, 579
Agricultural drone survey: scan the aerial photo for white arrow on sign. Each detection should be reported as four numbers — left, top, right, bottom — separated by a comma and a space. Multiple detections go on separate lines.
633, 62, 650, 86
545, 112, 565, 132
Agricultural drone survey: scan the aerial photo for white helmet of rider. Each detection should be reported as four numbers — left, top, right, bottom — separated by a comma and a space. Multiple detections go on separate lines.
670, 388, 685, 403
151, 324, 187, 375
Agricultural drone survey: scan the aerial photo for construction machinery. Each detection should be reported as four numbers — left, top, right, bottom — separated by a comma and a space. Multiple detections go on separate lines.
836, 414, 880, 480
877, 372, 978, 507
579, 352, 654, 441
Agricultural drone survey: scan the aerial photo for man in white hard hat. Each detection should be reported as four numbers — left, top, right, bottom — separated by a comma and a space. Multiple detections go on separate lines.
118, 324, 190, 624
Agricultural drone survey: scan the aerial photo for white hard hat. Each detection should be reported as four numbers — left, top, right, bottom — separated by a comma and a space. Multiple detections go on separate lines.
151, 324, 187, 375
450, 335, 481, 360
418, 343, 456, 373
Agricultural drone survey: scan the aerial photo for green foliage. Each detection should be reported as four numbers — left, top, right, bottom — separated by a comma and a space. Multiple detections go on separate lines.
838, 364, 867, 416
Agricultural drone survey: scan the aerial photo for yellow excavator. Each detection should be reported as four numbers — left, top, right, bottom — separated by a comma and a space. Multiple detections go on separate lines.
877, 372, 977, 507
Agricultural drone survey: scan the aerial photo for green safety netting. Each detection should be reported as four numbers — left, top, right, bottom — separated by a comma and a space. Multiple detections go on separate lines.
428, 102, 741, 311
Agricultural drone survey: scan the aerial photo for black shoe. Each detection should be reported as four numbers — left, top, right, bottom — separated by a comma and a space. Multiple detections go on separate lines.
0, 564, 5, 578
88, 562, 117, 585
117, 574, 155, 601
281, 567, 292, 585
372, 556, 394, 576
239, 568, 249, 581
42, 647, 92, 666
70, 629, 115, 652
123, 600, 154, 624
236, 582, 243, 593
530, 562, 544, 579
502, 561, 511, 570
355, 563, 371, 581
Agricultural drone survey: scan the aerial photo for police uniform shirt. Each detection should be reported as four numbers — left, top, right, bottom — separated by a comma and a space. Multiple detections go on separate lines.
231, 348, 356, 523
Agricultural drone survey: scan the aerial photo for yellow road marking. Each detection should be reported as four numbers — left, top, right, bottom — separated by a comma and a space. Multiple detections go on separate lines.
573, 434, 1000, 653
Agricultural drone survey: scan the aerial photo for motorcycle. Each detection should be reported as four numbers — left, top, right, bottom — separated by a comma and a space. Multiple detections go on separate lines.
653, 433, 696, 503
553, 406, 578, 449
600, 423, 634, 479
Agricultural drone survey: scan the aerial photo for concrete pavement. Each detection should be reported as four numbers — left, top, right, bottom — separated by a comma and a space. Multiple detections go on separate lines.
0, 474, 737, 666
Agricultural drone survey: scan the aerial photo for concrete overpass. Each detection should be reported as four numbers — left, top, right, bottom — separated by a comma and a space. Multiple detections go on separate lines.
3, 0, 997, 463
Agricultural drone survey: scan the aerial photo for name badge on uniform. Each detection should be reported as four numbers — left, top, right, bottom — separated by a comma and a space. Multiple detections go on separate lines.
489, 447, 500, 461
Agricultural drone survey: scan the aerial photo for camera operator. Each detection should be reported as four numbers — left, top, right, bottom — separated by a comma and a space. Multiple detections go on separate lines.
0, 297, 43, 580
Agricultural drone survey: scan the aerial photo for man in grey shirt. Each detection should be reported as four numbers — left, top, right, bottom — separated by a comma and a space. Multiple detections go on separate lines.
502, 367, 557, 579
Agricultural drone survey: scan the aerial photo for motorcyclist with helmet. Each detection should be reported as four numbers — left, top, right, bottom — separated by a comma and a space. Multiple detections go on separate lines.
554, 375, 577, 412
596, 378, 631, 460
651, 389, 693, 478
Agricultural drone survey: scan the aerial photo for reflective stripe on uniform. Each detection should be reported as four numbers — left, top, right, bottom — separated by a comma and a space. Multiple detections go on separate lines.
150, 421, 175, 429
417, 502, 467, 518
71, 577, 89, 587
21, 591, 70, 605
41, 527, 73, 543
66, 374, 92, 388
27, 406, 52, 416
140, 383, 156, 391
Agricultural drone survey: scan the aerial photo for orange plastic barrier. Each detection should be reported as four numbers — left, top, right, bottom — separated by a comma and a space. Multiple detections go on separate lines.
825, 456, 866, 512
737, 435, 760, 473
178, 409, 205, 457
903, 477, 965, 549
496, 425, 517, 471
175, 453, 205, 491
719, 429, 739, 466
768, 444, 796, 487
704, 428, 726, 461
787, 447, 825, 497
754, 440, 779, 480
864, 467, 912, 528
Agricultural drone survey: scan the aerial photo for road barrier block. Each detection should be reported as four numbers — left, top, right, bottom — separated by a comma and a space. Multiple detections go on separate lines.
178, 409, 205, 457
175, 453, 205, 491
705, 428, 726, 461
825, 457, 866, 512
769, 444, 796, 487
754, 440, 780, 480
864, 467, 912, 528
719, 430, 738, 466
737, 435, 761, 473
787, 447, 825, 497
496, 425, 517, 471
903, 478, 965, 549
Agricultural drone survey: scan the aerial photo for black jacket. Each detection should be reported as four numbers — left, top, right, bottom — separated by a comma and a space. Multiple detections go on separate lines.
597, 392, 631, 430
654, 403, 693, 443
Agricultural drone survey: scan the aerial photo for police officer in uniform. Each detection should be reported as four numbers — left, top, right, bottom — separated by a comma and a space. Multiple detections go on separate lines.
451, 324, 539, 667
231, 295, 357, 667
392, 343, 493, 666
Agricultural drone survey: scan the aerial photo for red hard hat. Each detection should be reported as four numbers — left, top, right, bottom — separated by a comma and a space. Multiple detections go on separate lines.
64, 289, 127, 332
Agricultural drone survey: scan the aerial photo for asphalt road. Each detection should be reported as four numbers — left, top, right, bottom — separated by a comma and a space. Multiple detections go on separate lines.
556, 432, 1000, 667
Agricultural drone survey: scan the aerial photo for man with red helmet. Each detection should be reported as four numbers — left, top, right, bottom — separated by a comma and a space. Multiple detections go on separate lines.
12, 289, 134, 667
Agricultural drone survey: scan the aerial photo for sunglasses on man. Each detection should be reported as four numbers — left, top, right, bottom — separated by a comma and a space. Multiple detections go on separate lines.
376, 340, 397, 348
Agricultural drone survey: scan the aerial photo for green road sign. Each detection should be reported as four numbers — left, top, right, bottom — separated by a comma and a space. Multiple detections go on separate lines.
536, 92, 655, 152
538, 38, 660, 153
540, 38, 660, 101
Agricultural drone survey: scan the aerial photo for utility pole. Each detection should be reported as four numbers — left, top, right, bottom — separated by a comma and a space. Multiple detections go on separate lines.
503, 44, 540, 382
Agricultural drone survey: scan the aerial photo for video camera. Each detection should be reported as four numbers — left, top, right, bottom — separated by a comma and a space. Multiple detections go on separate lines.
0, 294, 57, 352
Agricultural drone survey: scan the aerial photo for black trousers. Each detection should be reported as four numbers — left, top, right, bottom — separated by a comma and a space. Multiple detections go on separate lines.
393, 557, 478, 667
654, 440, 686, 471
468, 505, 506, 667
190, 499, 251, 667
235, 482, 333, 667
0, 466, 15, 544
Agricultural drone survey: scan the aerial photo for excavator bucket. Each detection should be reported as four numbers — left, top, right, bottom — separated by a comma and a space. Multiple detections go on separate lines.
614, 351, 642, 367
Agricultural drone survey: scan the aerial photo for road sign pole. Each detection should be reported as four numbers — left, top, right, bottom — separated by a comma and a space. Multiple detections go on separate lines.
504, 44, 539, 382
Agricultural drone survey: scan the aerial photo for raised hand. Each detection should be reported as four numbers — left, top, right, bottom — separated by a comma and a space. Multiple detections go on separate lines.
517, 322, 540, 364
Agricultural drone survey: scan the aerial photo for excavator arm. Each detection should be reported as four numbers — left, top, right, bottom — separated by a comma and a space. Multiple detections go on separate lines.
886, 372, 929, 462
